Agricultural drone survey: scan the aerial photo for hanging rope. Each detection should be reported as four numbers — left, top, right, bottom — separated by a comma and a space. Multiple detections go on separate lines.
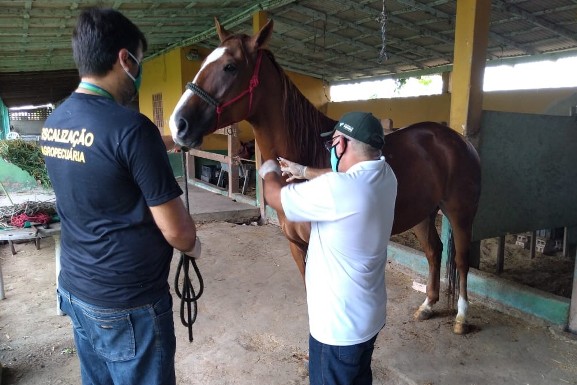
174, 150, 204, 342
377, 0, 389, 63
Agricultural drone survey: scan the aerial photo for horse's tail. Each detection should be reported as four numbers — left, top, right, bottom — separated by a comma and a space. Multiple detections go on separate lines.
445, 224, 457, 308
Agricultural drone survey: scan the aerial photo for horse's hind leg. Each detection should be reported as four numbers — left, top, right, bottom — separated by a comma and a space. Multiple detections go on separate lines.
412, 211, 443, 321
445, 212, 475, 335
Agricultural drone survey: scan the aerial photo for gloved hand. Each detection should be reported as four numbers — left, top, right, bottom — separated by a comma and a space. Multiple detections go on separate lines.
184, 237, 202, 259
278, 157, 307, 182
258, 159, 281, 179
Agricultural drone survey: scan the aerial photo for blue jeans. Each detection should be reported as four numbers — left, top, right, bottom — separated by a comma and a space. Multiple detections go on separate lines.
309, 333, 379, 385
58, 287, 176, 385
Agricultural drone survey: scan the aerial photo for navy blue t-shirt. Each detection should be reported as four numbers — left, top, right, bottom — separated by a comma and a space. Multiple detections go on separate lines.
41, 92, 183, 308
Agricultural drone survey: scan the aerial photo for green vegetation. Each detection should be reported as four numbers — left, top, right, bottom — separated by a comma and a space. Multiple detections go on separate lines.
0, 139, 51, 188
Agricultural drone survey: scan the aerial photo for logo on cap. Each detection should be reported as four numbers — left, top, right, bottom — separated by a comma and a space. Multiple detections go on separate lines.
338, 122, 354, 132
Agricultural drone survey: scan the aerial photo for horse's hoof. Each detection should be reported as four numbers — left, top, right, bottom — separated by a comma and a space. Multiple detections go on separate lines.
414, 307, 433, 321
453, 321, 468, 335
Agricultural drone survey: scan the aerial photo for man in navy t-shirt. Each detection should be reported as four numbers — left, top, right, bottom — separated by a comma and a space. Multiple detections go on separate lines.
40, 8, 199, 385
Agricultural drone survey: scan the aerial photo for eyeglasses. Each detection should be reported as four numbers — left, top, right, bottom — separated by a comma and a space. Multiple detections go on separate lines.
324, 135, 347, 151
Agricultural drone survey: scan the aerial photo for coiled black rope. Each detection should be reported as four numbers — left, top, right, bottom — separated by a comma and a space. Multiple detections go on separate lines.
174, 149, 204, 342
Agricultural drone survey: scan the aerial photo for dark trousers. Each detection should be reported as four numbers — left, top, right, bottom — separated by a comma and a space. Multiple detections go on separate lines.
58, 288, 176, 385
309, 333, 379, 385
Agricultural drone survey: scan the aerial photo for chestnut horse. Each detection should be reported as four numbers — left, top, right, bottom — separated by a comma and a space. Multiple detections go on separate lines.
169, 19, 481, 334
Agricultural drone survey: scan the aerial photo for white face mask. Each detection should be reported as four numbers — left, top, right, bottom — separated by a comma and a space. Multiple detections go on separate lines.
123, 50, 142, 92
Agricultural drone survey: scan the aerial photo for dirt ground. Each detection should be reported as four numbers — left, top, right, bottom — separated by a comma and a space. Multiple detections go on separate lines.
1, 221, 577, 385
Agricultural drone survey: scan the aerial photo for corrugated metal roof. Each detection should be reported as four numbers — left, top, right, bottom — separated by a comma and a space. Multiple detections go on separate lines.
1, 0, 577, 107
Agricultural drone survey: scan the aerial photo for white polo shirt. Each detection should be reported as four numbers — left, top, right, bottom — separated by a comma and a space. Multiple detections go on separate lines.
280, 157, 397, 345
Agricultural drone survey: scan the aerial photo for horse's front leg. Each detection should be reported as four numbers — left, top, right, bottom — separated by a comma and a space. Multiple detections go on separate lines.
411, 216, 443, 321
288, 241, 307, 280
279, 218, 311, 281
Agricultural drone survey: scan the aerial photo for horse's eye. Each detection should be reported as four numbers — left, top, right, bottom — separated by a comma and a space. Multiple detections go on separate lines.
224, 63, 236, 72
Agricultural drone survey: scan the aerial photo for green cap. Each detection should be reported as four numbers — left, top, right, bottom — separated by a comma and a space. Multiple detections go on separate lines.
321, 112, 384, 149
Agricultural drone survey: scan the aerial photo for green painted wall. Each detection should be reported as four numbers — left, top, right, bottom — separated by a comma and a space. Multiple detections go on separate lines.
473, 111, 577, 240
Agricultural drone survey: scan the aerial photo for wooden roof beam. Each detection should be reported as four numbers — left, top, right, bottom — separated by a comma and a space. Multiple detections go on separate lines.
278, 5, 446, 65
396, 0, 538, 56
271, 27, 424, 80
493, 0, 577, 45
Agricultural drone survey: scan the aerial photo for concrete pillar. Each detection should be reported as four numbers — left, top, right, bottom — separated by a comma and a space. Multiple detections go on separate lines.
253, 11, 268, 221
449, 0, 491, 149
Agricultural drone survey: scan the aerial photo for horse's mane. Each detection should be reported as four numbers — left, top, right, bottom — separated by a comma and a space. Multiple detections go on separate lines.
263, 50, 334, 169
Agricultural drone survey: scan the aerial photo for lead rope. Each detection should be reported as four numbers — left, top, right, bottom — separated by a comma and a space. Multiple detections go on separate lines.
174, 149, 204, 342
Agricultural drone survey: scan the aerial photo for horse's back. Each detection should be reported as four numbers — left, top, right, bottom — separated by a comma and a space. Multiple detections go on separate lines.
383, 122, 481, 234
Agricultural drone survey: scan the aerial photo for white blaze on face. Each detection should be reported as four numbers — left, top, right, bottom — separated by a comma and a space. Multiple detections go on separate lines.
169, 47, 228, 142
169, 89, 194, 141
193, 47, 227, 83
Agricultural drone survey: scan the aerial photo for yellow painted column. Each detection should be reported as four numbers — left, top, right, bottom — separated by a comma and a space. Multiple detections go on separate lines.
252, 11, 268, 220
449, 0, 491, 148
253, 11, 268, 34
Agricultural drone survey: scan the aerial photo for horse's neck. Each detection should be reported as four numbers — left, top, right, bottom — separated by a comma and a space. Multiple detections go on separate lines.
249, 70, 334, 168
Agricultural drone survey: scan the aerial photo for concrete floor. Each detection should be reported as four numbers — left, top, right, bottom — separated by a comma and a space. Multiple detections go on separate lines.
1, 221, 577, 385
1, 182, 577, 384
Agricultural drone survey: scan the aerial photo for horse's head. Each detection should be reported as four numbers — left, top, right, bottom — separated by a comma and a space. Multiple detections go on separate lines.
169, 18, 274, 148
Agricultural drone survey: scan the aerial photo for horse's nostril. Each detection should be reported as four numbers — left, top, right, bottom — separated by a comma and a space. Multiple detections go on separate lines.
177, 118, 188, 133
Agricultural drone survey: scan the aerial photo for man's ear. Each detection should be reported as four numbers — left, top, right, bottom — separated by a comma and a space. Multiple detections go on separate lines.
118, 48, 131, 70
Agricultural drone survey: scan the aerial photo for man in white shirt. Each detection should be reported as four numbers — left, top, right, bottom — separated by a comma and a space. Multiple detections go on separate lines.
259, 112, 398, 385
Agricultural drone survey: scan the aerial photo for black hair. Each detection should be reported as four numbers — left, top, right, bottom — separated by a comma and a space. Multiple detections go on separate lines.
72, 8, 147, 77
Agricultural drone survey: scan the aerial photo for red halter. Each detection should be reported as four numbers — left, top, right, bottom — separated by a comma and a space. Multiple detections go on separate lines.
186, 50, 264, 130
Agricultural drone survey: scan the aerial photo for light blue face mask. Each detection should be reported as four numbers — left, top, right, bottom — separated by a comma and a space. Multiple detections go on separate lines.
124, 51, 142, 93
330, 145, 341, 172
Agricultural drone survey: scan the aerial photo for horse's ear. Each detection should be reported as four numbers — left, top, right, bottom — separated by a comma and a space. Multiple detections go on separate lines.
215, 17, 231, 42
252, 19, 274, 50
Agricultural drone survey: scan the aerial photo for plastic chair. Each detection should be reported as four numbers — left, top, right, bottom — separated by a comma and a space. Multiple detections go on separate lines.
6, 132, 20, 140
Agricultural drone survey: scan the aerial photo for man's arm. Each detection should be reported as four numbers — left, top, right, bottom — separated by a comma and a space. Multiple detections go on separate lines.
278, 157, 330, 182
259, 160, 285, 215
263, 172, 285, 214
150, 197, 198, 256
302, 167, 331, 179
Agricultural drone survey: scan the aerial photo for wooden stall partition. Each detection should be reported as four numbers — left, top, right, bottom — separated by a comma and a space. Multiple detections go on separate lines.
185, 123, 255, 202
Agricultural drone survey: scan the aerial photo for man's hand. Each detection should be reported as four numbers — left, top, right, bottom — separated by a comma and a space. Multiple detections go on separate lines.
184, 237, 202, 259
278, 157, 307, 182
258, 159, 281, 179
